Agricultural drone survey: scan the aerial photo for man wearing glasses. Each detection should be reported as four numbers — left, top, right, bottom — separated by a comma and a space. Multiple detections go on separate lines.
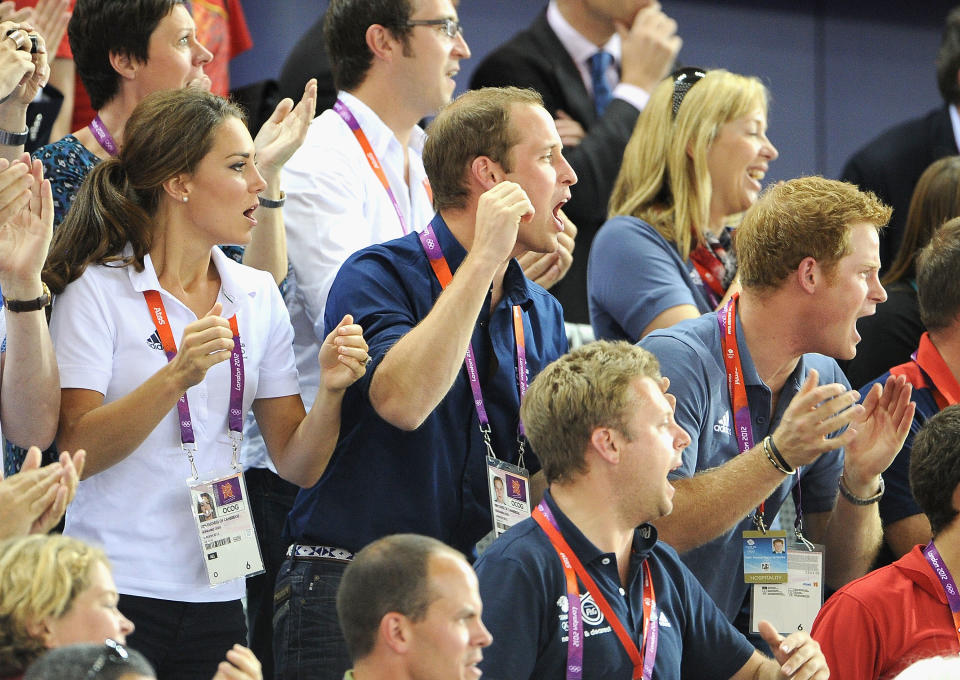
247, 0, 469, 675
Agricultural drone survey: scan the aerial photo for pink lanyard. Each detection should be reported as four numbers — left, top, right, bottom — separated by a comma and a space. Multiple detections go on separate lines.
143, 290, 244, 478
923, 542, 960, 646
334, 99, 432, 236
534, 501, 658, 680
417, 223, 528, 460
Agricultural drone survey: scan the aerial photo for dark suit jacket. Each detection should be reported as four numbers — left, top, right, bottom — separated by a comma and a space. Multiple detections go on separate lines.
470, 11, 640, 323
277, 11, 337, 113
841, 106, 958, 271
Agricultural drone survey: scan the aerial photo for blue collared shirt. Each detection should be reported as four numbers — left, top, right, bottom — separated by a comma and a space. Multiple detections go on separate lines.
475, 490, 755, 679
285, 214, 568, 554
640, 311, 845, 620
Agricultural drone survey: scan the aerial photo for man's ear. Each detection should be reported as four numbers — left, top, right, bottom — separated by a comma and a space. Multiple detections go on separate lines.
366, 23, 399, 62
470, 156, 505, 191
108, 50, 139, 81
380, 612, 413, 654
796, 256, 819, 294
589, 426, 620, 466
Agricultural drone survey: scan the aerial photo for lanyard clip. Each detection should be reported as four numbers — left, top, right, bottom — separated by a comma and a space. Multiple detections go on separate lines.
516, 434, 527, 472
181, 442, 199, 480
753, 511, 767, 533
479, 423, 496, 460
229, 431, 243, 470
794, 526, 815, 551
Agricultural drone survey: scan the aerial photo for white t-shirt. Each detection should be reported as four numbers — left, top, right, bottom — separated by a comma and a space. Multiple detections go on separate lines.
50, 247, 300, 602
241, 90, 435, 471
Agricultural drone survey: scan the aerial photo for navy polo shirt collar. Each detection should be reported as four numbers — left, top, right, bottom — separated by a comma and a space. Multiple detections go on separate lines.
430, 212, 536, 312
542, 489, 659, 585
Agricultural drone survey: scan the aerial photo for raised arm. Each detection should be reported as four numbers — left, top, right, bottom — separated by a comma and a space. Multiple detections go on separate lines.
254, 314, 367, 488
0, 20, 46, 162
806, 374, 914, 586
243, 79, 317, 284
370, 181, 531, 430
0, 157, 57, 448
653, 370, 865, 553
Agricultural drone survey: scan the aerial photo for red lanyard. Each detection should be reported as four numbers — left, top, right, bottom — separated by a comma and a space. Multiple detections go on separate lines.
690, 243, 726, 300
533, 502, 657, 680
334, 99, 432, 236
719, 295, 770, 528
720, 295, 808, 535
143, 290, 243, 479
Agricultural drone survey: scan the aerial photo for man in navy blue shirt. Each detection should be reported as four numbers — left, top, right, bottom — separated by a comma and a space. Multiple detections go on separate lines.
476, 341, 828, 679
639, 177, 915, 636
275, 86, 575, 679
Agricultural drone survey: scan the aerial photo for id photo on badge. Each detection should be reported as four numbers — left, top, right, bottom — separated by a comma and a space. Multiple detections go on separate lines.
196, 491, 217, 523
491, 474, 507, 505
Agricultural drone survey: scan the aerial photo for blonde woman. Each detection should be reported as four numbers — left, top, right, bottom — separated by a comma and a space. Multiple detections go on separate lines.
0, 535, 260, 680
588, 68, 778, 341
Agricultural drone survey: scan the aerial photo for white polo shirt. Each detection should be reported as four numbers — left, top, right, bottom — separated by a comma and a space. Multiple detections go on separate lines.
241, 90, 434, 472
50, 246, 300, 603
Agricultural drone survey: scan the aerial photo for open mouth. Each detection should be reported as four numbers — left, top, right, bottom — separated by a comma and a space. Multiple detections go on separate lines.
552, 198, 569, 230
243, 204, 258, 224
747, 168, 765, 181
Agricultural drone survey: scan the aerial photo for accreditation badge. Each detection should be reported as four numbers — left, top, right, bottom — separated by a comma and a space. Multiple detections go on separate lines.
188, 470, 264, 586
750, 542, 824, 634
486, 456, 530, 538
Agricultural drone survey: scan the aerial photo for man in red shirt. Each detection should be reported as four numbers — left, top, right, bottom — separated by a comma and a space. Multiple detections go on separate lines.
811, 403, 960, 678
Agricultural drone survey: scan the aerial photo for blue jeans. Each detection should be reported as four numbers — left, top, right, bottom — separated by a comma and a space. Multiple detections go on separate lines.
273, 557, 351, 680
119, 595, 246, 680
245, 467, 300, 680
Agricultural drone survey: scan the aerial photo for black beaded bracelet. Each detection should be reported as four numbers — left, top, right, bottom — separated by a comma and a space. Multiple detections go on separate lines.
762, 437, 795, 476
765, 436, 795, 474
838, 474, 885, 505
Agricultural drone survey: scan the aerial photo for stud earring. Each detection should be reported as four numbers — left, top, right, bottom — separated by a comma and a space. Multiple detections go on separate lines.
182, 196, 188, 203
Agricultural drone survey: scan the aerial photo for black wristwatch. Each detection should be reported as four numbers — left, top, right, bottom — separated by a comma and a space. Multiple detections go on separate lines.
4, 281, 51, 312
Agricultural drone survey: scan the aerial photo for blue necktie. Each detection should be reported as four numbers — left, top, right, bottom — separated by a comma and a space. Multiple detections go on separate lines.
588, 50, 614, 116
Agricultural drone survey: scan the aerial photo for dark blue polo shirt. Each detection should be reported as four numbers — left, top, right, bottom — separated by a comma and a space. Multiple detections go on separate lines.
475, 491, 756, 680
862, 333, 953, 530
284, 214, 568, 554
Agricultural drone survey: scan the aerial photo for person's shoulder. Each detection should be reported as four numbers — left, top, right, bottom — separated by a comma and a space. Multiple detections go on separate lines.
332, 231, 424, 285
475, 518, 553, 574
596, 215, 663, 241
846, 107, 948, 166
470, 13, 554, 86
642, 312, 719, 354
217, 251, 276, 291
829, 551, 918, 605
33, 134, 97, 168
284, 109, 357, 174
